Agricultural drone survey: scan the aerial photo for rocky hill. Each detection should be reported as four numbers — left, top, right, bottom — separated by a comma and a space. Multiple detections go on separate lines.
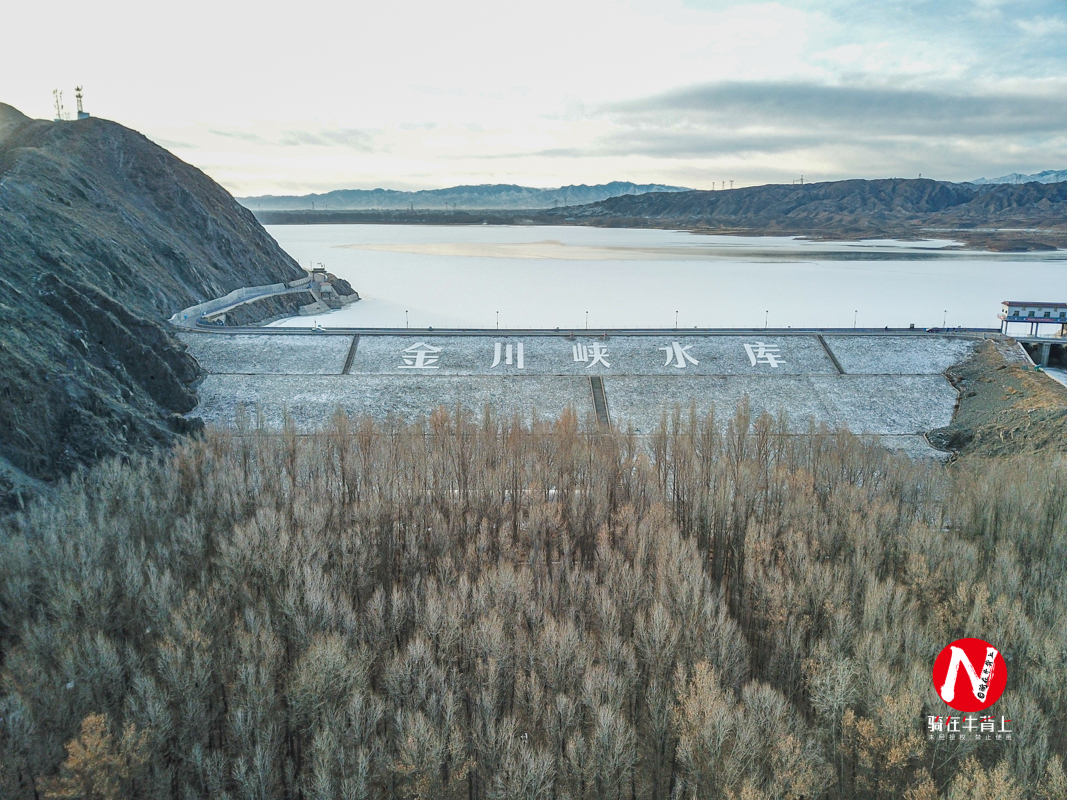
240, 181, 691, 211
0, 103, 305, 509
542, 178, 1067, 243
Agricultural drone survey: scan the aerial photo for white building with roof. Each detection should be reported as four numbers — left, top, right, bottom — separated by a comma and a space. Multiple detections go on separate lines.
998, 301, 1067, 336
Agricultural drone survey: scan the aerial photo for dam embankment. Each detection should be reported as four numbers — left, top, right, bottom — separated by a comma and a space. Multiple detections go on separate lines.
179, 328, 1005, 457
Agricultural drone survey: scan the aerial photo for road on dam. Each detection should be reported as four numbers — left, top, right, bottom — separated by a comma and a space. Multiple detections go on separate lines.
179, 330, 992, 457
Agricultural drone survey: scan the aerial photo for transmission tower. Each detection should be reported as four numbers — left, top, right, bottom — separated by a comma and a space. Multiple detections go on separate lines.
75, 86, 89, 119
52, 89, 66, 121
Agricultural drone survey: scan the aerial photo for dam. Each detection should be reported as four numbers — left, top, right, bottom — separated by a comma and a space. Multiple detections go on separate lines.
179, 328, 1001, 457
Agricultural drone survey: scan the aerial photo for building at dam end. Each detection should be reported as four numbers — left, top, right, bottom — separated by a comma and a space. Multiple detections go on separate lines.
999, 301, 1067, 336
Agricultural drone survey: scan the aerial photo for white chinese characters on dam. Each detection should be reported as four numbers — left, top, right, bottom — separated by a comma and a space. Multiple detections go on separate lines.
491, 342, 525, 369
318, 335, 858, 377
573, 342, 611, 368
745, 342, 785, 368
387, 339, 795, 373
399, 342, 442, 369
661, 342, 699, 369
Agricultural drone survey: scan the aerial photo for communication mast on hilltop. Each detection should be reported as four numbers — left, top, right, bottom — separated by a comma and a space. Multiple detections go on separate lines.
52, 89, 67, 122
75, 86, 89, 119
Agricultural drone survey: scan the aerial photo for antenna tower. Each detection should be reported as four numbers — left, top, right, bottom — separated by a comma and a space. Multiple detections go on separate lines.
52, 89, 66, 122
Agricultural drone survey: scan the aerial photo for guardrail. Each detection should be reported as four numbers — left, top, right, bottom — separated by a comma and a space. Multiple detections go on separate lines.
169, 278, 312, 328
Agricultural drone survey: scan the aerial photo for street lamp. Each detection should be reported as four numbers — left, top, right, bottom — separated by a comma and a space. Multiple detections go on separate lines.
405, 310, 409, 329
585, 311, 589, 330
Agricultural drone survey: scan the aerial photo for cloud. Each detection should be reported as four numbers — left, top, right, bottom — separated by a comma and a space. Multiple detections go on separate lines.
603, 82, 1067, 137
127, 1, 1067, 192
210, 127, 377, 151
1016, 16, 1067, 35
463, 132, 827, 161
208, 129, 268, 143
318, 129, 375, 150
277, 130, 329, 147
443, 79, 1067, 185
150, 137, 199, 151
409, 84, 467, 97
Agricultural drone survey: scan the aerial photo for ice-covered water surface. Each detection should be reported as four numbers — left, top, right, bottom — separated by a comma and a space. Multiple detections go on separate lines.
265, 225, 1065, 330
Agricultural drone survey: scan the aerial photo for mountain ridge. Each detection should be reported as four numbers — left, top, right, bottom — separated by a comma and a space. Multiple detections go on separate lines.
256, 178, 1067, 248
971, 169, 1067, 185
536, 178, 1067, 245
240, 181, 691, 211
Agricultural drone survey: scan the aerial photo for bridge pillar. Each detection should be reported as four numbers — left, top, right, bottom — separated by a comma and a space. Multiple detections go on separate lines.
1039, 342, 1051, 367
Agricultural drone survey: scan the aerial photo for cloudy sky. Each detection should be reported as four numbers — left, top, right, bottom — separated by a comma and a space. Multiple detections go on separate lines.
5, 0, 1066, 194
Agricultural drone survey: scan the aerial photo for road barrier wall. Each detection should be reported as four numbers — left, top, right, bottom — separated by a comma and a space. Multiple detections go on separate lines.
169, 280, 305, 326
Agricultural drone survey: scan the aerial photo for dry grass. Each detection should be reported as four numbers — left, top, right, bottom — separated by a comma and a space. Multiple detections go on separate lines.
929, 340, 1067, 458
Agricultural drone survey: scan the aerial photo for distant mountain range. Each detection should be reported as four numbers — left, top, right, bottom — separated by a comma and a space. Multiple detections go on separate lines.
970, 169, 1067, 185
538, 178, 1067, 242
254, 177, 1067, 248
239, 182, 691, 211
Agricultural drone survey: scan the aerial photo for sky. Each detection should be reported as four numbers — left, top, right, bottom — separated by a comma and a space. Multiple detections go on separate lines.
4, 0, 1067, 195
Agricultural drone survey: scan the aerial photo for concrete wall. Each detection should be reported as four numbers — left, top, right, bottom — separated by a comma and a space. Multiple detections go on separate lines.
169, 277, 312, 326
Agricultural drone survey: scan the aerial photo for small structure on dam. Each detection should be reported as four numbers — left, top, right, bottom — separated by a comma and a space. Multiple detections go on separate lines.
179, 330, 993, 458
999, 301, 1067, 336
999, 301, 1067, 367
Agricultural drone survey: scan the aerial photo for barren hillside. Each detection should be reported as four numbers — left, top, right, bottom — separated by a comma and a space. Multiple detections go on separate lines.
0, 103, 304, 508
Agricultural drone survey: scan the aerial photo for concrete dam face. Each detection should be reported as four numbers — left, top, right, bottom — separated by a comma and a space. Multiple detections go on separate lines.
180, 331, 984, 457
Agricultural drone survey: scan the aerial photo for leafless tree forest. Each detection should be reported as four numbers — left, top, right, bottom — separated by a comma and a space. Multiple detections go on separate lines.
1, 404, 1064, 799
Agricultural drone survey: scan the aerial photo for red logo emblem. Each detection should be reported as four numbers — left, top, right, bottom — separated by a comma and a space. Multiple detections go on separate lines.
932, 638, 1007, 712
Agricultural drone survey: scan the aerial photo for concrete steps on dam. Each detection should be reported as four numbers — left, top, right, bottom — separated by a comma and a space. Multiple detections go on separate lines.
178, 331, 984, 457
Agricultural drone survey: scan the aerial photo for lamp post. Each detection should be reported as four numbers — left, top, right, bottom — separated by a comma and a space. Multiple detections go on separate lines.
585, 311, 588, 330
405, 310, 409, 329
854, 310, 858, 329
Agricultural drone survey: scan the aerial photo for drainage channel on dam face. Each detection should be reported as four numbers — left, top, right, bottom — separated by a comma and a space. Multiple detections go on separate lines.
589, 376, 610, 428
816, 335, 846, 375
341, 335, 360, 375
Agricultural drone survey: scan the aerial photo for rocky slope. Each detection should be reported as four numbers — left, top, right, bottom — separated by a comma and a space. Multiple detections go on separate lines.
542, 178, 1067, 242
0, 103, 305, 509
240, 181, 691, 211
